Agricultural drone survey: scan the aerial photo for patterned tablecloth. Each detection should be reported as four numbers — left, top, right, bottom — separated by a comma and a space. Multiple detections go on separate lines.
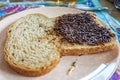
0, 0, 120, 80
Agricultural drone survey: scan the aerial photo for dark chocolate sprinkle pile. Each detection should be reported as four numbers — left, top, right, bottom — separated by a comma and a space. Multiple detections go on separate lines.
54, 13, 115, 45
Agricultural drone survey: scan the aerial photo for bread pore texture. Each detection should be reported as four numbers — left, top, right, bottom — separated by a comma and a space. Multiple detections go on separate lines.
4, 12, 118, 77
4, 14, 60, 76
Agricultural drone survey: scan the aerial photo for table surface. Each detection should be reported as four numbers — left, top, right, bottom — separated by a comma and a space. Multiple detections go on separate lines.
100, 0, 120, 22
9, 0, 120, 22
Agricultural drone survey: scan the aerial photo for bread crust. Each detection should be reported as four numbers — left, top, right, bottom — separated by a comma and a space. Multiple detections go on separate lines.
58, 14, 118, 56
60, 40, 118, 56
4, 52, 59, 76
4, 14, 60, 76
4, 12, 118, 77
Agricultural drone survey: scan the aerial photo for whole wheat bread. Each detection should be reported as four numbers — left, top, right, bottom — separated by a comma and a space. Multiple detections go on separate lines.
4, 12, 118, 76
56, 14, 118, 56
4, 14, 60, 76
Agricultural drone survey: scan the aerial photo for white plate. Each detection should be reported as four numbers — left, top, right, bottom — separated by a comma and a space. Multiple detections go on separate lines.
0, 7, 119, 80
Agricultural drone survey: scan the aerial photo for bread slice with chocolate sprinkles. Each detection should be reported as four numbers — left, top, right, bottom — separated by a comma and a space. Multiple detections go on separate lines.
54, 12, 118, 56
4, 11, 118, 77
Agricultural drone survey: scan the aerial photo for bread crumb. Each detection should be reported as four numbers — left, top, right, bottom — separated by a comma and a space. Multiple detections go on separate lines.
67, 59, 77, 75
67, 66, 75, 75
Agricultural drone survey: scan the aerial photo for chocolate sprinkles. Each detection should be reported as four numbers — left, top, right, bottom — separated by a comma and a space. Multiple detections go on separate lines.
54, 12, 115, 45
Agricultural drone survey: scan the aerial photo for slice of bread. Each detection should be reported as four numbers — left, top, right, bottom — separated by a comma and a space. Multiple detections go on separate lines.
54, 13, 118, 56
4, 14, 60, 76
60, 38, 117, 56
4, 12, 118, 77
